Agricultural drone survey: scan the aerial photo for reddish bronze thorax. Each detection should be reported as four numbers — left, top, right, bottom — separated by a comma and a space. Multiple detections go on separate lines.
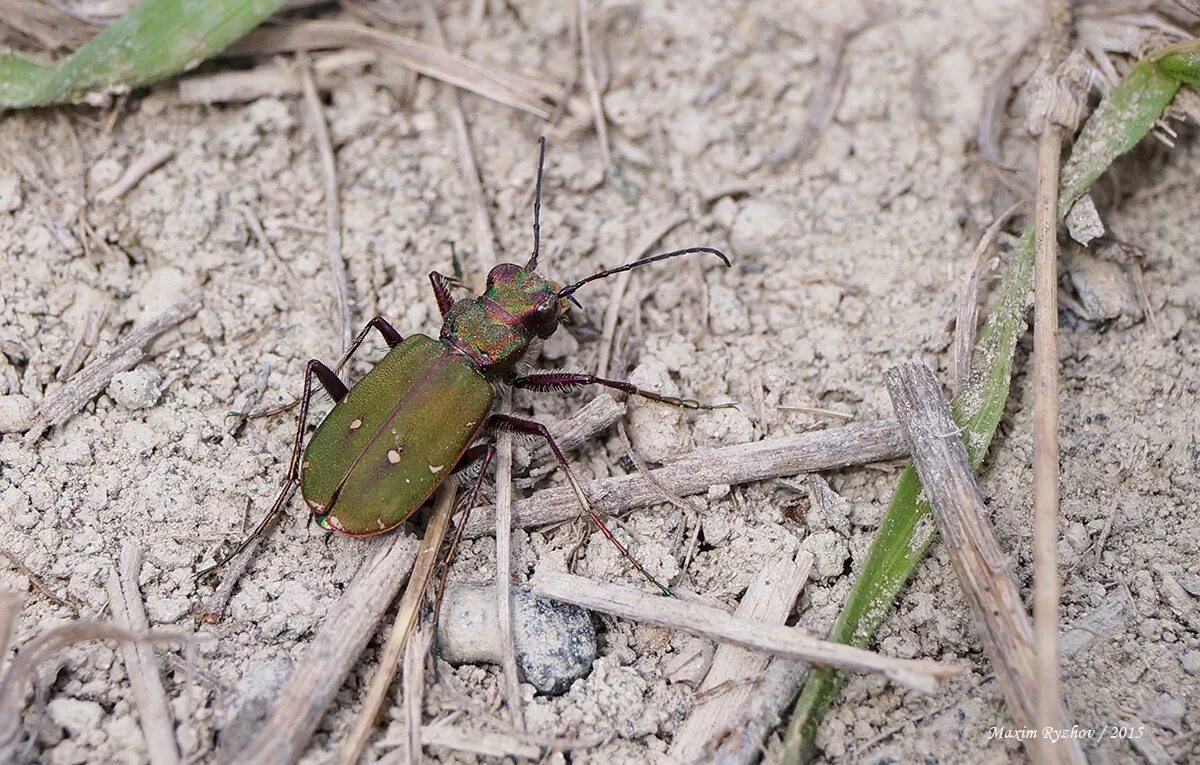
440, 263, 567, 376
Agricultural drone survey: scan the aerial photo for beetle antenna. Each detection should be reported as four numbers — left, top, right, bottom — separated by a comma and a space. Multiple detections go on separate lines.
558, 246, 730, 298
526, 136, 547, 271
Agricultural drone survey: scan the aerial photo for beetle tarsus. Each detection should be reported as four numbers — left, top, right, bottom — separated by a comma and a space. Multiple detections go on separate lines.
488, 413, 674, 597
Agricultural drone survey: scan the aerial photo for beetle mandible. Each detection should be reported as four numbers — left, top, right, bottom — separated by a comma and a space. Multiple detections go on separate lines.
203, 139, 730, 595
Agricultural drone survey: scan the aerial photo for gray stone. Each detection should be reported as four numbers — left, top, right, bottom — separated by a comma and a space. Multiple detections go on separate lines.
439, 584, 596, 695
107, 369, 162, 410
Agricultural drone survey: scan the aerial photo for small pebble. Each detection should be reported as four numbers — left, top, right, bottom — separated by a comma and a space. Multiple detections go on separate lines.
47, 698, 104, 736
626, 360, 692, 464
1065, 193, 1105, 245
0, 394, 34, 433
800, 530, 849, 579
730, 200, 788, 259
439, 584, 596, 695
107, 369, 162, 410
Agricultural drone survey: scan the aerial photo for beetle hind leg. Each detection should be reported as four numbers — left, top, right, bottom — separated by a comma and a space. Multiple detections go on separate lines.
487, 414, 673, 596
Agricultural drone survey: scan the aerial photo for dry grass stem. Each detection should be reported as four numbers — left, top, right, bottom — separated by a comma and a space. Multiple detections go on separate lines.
465, 420, 907, 538
533, 571, 963, 694
106, 544, 180, 765
240, 205, 306, 304
421, 0, 497, 265
954, 201, 1023, 389
299, 53, 352, 355
232, 20, 553, 118
401, 622, 432, 765
670, 552, 813, 761
595, 212, 687, 377
490, 388, 525, 730
885, 360, 1085, 765
23, 291, 202, 443
94, 144, 174, 203
1032, 2, 1074, 758
335, 483, 458, 765
0, 619, 187, 755
232, 529, 424, 764
578, 0, 614, 174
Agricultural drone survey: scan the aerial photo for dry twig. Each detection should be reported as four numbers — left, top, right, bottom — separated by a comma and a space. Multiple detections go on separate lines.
94, 144, 175, 203
0, 619, 187, 757
232, 529, 424, 764
298, 54, 351, 355
421, 1, 498, 265
669, 552, 813, 762
23, 292, 202, 443
397, 723, 541, 760
1029, 1, 1076, 758
489, 388, 525, 730
578, 0, 613, 175
400, 623, 432, 765
335, 484, 458, 765
465, 420, 907, 537
954, 201, 1023, 389
231, 20, 553, 118
885, 360, 1085, 765
106, 544, 180, 765
532, 572, 962, 694
56, 299, 109, 382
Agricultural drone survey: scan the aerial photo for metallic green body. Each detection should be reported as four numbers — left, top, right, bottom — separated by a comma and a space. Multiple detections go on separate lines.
300, 334, 494, 535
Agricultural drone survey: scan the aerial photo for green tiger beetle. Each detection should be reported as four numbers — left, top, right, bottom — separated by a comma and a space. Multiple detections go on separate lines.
201, 139, 730, 595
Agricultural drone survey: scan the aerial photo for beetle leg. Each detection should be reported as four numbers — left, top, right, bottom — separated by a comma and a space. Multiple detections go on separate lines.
197, 359, 344, 579
487, 414, 673, 597
430, 271, 474, 317
234, 318, 400, 419
511, 372, 737, 411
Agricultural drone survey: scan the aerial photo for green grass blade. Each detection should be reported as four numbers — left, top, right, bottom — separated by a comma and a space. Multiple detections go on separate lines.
782, 48, 1193, 763
0, 0, 285, 108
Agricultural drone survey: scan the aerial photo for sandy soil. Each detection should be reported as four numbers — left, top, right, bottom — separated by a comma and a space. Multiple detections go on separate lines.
1, 0, 1198, 763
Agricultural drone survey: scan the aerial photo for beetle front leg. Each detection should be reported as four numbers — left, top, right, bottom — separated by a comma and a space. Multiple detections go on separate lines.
511, 372, 736, 411
235, 317, 401, 418
198, 359, 346, 579
487, 414, 673, 596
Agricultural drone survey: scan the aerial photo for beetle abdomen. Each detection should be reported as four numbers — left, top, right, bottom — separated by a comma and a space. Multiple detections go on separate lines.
300, 334, 493, 535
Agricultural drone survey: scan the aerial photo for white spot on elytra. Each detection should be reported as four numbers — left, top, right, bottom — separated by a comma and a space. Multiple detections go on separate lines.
428, 464, 444, 474
387, 449, 402, 464
376, 518, 385, 530
326, 514, 344, 531
349, 418, 363, 430
302, 460, 311, 469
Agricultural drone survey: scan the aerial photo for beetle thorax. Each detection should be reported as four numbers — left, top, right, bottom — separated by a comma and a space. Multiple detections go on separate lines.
441, 263, 567, 375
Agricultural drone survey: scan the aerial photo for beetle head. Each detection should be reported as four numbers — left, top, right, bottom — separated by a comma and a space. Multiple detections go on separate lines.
485, 263, 568, 338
